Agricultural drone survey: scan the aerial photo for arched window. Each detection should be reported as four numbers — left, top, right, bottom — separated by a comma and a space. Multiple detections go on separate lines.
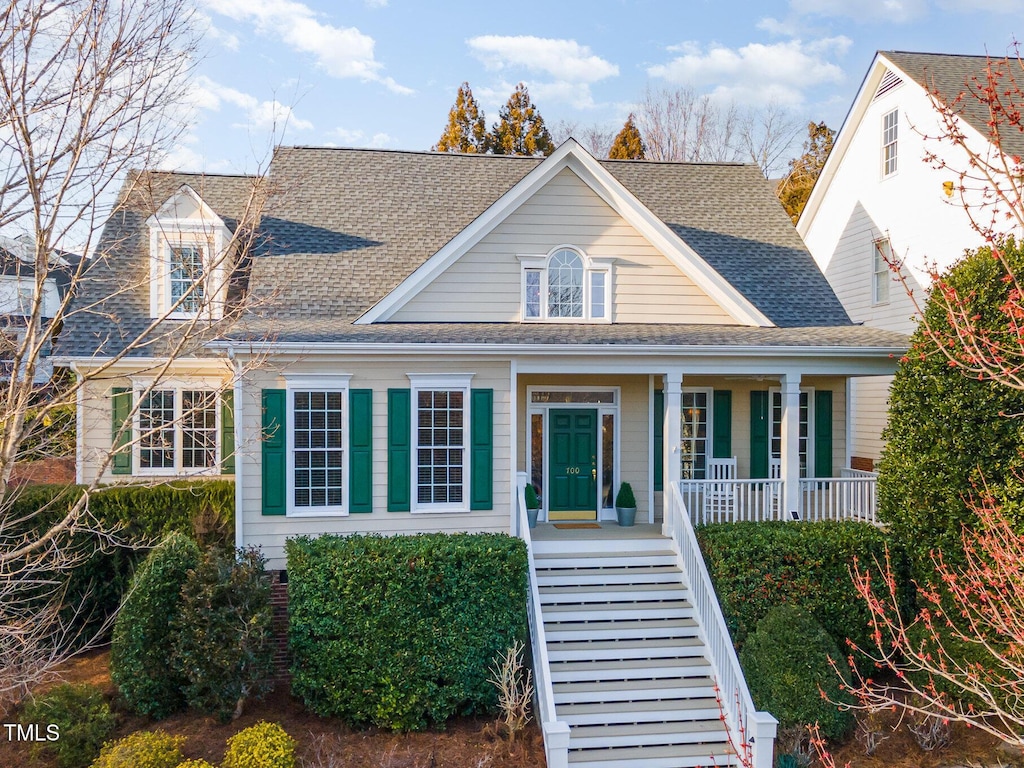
520, 246, 612, 322
547, 249, 583, 318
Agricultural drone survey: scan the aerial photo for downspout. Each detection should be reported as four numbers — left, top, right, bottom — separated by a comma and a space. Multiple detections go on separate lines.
229, 348, 244, 550
70, 361, 83, 486
509, 358, 518, 533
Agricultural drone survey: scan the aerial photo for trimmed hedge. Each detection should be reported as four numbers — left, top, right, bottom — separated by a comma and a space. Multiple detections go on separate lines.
287, 533, 528, 731
696, 521, 913, 663
110, 532, 200, 718
89, 730, 185, 768
222, 721, 296, 768
10, 481, 234, 641
740, 606, 854, 740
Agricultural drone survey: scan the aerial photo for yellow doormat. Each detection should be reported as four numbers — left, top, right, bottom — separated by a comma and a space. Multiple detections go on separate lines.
553, 523, 602, 529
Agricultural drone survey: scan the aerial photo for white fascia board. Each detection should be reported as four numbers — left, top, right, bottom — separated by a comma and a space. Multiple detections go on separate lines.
356, 139, 772, 328
798, 52, 889, 238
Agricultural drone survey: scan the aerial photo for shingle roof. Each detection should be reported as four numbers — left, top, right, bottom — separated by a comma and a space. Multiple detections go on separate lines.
882, 51, 1024, 158
60, 146, 857, 357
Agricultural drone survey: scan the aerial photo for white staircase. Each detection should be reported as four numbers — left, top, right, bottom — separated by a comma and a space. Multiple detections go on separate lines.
533, 535, 738, 768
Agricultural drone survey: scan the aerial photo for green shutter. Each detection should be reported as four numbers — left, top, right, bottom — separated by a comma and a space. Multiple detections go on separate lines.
470, 389, 493, 510
712, 390, 732, 459
221, 390, 235, 475
349, 389, 373, 513
387, 389, 411, 512
111, 387, 132, 475
814, 390, 833, 479
750, 390, 769, 479
653, 390, 664, 492
261, 389, 286, 516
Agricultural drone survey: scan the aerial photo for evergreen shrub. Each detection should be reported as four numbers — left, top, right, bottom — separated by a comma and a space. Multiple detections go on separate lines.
221, 721, 296, 768
287, 533, 528, 730
740, 605, 854, 740
110, 532, 200, 718
696, 521, 912, 661
878, 240, 1024, 569
88, 730, 185, 768
20, 683, 114, 768
172, 547, 274, 721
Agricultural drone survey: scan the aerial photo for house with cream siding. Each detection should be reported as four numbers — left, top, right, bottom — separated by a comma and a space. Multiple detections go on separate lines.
59, 139, 905, 768
798, 51, 1023, 467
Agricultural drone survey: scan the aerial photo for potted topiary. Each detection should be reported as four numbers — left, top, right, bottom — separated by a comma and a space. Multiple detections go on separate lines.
615, 482, 637, 527
524, 483, 540, 529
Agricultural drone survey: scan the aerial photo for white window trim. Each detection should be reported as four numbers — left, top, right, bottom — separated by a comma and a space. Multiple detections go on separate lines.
681, 387, 714, 479
408, 373, 474, 514
518, 246, 614, 323
285, 374, 352, 517
882, 108, 899, 179
148, 217, 231, 321
131, 376, 225, 477
769, 386, 815, 477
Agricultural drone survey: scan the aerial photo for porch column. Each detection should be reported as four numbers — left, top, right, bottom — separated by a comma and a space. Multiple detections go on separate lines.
780, 372, 801, 519
663, 369, 683, 521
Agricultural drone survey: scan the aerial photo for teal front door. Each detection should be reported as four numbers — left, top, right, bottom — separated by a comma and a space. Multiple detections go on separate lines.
548, 409, 598, 520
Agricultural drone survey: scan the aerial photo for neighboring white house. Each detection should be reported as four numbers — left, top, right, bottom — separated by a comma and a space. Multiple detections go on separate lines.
58, 140, 906, 768
798, 50, 1022, 467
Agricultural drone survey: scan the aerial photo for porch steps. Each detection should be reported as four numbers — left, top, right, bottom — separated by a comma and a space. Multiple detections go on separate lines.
534, 536, 737, 768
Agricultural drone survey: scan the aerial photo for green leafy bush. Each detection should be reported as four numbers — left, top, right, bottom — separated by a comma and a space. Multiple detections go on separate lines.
288, 533, 528, 731
221, 721, 296, 768
878, 240, 1024, 569
524, 483, 540, 509
8, 481, 234, 644
177, 761, 216, 768
110, 532, 200, 718
696, 521, 912, 663
21, 683, 115, 768
89, 730, 185, 768
172, 547, 274, 722
740, 605, 854, 740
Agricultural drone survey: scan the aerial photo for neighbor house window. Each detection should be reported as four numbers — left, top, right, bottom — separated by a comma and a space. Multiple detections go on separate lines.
771, 389, 811, 478
138, 387, 218, 472
882, 109, 898, 177
873, 238, 892, 304
681, 389, 711, 479
521, 247, 613, 322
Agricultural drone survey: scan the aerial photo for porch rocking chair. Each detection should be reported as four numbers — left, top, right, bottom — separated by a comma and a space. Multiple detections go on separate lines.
703, 457, 737, 522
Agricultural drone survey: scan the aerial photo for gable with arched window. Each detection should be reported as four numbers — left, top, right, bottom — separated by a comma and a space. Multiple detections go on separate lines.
519, 246, 613, 322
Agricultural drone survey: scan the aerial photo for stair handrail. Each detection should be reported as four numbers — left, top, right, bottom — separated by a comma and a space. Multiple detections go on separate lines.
666, 480, 778, 768
514, 471, 570, 768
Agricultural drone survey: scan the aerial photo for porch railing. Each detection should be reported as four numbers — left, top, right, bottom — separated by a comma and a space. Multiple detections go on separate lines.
664, 481, 778, 768
678, 478, 785, 525
513, 472, 570, 768
679, 471, 878, 524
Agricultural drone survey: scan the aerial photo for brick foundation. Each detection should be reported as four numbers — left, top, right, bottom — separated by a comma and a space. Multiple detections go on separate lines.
10, 457, 75, 486
850, 456, 875, 472
269, 570, 291, 681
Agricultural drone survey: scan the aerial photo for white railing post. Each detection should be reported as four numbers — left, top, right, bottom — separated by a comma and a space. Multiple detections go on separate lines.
514, 471, 570, 768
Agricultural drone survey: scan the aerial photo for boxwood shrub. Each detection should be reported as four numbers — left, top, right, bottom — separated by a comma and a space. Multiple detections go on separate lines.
696, 521, 913, 663
287, 532, 528, 731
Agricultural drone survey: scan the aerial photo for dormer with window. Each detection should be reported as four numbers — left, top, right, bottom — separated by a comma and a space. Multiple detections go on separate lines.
147, 186, 232, 320
519, 246, 614, 322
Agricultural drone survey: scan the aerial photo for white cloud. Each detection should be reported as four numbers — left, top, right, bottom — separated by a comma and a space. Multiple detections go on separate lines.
788, 0, 926, 22
648, 38, 850, 107
330, 127, 394, 148
364, 0, 388, 6
468, 35, 618, 83
190, 76, 314, 133
466, 35, 618, 112
195, 11, 241, 51
202, 0, 412, 94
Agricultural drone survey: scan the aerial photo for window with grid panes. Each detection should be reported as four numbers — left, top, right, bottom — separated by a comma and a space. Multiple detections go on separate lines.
416, 389, 465, 505
771, 390, 810, 477
138, 388, 217, 471
681, 390, 710, 479
882, 109, 898, 176
292, 390, 345, 509
169, 245, 205, 314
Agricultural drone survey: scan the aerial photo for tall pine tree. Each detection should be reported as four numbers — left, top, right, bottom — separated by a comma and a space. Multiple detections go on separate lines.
777, 121, 834, 223
488, 83, 555, 157
608, 114, 646, 159
434, 82, 487, 154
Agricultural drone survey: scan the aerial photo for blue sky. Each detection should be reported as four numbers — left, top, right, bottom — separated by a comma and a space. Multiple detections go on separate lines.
175, 0, 1024, 175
